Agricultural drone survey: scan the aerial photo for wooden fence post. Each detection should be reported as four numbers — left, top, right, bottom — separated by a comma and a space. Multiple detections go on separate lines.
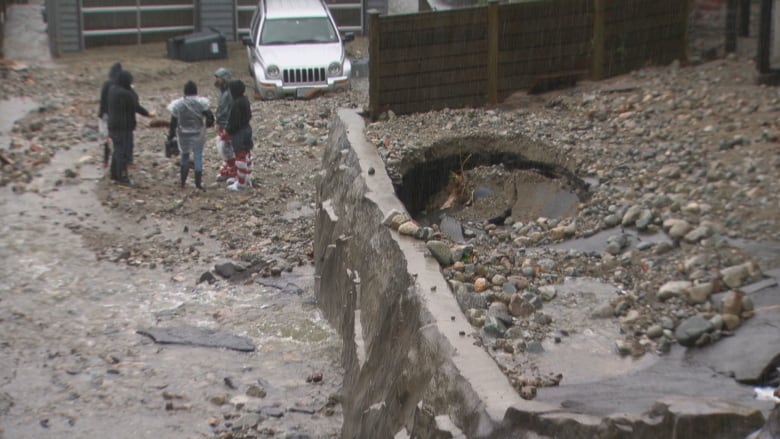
487, 0, 498, 105
757, 0, 772, 74
683, 0, 691, 64
368, 9, 380, 120
726, 0, 738, 53
739, 0, 751, 36
136, 0, 141, 45
591, 0, 605, 80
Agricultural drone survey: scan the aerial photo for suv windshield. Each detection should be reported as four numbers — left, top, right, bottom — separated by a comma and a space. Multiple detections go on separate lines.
260, 17, 338, 45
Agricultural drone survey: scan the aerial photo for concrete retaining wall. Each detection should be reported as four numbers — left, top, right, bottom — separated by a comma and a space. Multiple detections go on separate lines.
314, 109, 767, 438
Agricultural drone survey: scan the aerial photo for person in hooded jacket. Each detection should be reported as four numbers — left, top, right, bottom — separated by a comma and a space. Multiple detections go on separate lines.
107, 69, 155, 185
166, 80, 214, 190
98, 62, 122, 168
213, 68, 236, 182
222, 79, 253, 191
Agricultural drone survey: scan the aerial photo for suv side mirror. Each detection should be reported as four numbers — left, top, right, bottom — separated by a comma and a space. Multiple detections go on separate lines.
342, 32, 355, 43
242, 36, 253, 47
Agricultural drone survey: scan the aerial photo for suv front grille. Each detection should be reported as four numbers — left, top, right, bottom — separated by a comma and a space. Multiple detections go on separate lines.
283, 67, 327, 85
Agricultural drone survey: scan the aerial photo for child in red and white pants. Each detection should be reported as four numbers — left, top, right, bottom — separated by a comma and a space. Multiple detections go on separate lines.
224, 79, 253, 191
216, 134, 237, 181
234, 150, 252, 188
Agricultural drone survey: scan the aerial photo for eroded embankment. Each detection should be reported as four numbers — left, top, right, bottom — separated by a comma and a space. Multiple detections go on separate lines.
314, 109, 768, 439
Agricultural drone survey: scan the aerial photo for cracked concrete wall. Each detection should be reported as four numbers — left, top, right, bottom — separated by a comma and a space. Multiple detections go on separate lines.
314, 109, 767, 439
314, 109, 518, 439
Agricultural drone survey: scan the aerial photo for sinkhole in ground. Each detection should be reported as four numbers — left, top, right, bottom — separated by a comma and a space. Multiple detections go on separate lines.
392, 135, 591, 232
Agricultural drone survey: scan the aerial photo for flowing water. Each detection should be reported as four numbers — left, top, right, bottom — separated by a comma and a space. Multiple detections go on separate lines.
1, 3, 344, 437
0, 118, 342, 439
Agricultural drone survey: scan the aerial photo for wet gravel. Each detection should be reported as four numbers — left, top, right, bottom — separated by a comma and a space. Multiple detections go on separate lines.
366, 53, 780, 396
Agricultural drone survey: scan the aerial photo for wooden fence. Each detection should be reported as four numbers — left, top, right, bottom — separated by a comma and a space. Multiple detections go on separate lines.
368, 0, 689, 119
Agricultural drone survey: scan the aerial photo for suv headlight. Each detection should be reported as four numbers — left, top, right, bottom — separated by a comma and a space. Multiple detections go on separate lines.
266, 65, 281, 79
328, 62, 342, 76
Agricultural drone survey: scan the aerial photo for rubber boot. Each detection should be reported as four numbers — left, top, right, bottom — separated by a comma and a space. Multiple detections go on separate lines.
103, 141, 110, 168
195, 171, 204, 191
180, 165, 189, 188
118, 167, 131, 187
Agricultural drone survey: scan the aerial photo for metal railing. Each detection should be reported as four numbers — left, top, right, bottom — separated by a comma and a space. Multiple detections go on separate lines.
329, 3, 363, 33
236, 3, 254, 38
80, 2, 195, 45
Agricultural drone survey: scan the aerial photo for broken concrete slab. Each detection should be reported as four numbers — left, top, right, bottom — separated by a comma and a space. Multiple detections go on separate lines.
137, 326, 255, 352
689, 281, 780, 383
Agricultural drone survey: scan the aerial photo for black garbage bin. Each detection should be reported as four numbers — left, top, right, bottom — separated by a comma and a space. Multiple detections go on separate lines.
167, 30, 227, 62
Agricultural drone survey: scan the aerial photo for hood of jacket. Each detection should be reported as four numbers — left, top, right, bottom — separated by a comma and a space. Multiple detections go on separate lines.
116, 70, 133, 90
229, 80, 245, 99
108, 62, 122, 82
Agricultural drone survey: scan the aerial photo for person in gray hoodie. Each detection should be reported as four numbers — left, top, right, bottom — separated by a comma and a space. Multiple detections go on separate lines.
213, 68, 236, 182
166, 80, 214, 190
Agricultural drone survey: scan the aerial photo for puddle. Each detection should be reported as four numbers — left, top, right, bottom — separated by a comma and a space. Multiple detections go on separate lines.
513, 179, 580, 219
726, 237, 780, 271
394, 136, 589, 225
491, 277, 660, 386
407, 163, 585, 228
550, 227, 673, 254
0, 97, 39, 150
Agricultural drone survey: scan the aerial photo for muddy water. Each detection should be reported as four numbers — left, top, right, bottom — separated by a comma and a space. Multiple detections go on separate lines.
2, 2, 344, 436
0, 98, 39, 150
2, 0, 53, 67
0, 144, 343, 437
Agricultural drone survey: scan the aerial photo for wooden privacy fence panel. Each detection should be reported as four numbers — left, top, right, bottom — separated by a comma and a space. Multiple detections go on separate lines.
599, 0, 689, 78
369, 8, 489, 117
496, 0, 593, 101
369, 0, 688, 120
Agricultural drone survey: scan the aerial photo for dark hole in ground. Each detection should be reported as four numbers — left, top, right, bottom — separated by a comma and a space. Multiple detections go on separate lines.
394, 146, 591, 226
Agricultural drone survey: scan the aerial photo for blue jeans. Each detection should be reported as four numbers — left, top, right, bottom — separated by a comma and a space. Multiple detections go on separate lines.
180, 142, 204, 172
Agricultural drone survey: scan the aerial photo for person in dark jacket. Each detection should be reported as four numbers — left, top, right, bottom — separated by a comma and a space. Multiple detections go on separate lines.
98, 62, 122, 168
223, 79, 252, 191
107, 70, 155, 185
166, 80, 214, 190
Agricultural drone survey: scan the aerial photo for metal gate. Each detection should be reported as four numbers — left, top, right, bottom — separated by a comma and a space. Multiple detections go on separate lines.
327, 0, 364, 34
235, 0, 255, 38
74, 0, 363, 50
80, 0, 195, 48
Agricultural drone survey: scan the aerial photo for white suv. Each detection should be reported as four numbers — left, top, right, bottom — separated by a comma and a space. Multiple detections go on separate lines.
242, 0, 355, 99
